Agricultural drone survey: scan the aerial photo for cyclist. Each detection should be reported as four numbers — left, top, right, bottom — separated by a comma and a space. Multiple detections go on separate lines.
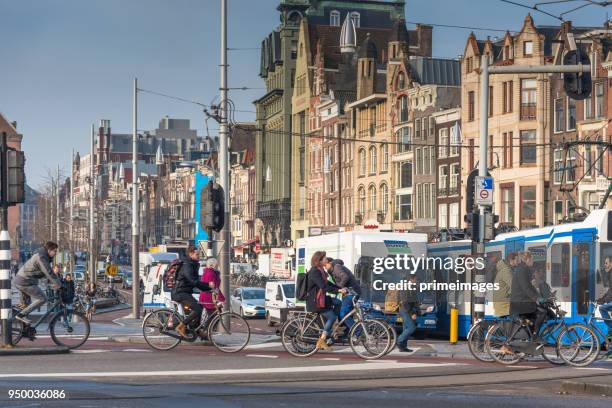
84, 282, 97, 321
597, 256, 612, 342
171, 245, 215, 338
60, 273, 76, 327
396, 273, 419, 353
510, 251, 547, 343
306, 251, 346, 351
12, 241, 61, 325
324, 257, 361, 331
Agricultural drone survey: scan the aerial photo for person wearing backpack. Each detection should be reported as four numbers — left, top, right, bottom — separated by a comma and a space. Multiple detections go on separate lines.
171, 245, 215, 338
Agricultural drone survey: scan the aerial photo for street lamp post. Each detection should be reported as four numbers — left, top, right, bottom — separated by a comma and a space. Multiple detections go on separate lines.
89, 123, 96, 283
131, 78, 140, 319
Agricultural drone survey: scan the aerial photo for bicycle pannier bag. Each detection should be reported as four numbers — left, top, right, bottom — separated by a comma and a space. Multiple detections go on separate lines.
384, 289, 400, 313
296, 273, 308, 301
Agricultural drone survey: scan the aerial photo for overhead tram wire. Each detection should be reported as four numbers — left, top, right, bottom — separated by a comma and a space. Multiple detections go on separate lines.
499, 0, 612, 21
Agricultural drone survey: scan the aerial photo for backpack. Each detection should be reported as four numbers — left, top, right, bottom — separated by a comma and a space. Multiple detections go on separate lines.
384, 289, 400, 313
296, 273, 308, 301
163, 259, 183, 290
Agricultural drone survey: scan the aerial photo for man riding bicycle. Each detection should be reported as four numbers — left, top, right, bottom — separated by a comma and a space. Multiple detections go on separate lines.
171, 245, 215, 338
324, 257, 361, 331
12, 241, 61, 326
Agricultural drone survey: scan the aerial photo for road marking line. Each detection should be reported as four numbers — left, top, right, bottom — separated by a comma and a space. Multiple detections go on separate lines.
319, 358, 341, 361
575, 367, 611, 370
71, 349, 109, 354
121, 349, 152, 353
0, 361, 461, 378
246, 354, 278, 359
506, 365, 538, 369
245, 342, 282, 350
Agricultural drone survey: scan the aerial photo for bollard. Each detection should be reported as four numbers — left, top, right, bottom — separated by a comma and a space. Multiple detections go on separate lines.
0, 230, 12, 347
449, 306, 458, 344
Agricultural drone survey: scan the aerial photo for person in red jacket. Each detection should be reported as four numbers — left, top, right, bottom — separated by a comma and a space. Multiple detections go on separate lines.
199, 257, 225, 315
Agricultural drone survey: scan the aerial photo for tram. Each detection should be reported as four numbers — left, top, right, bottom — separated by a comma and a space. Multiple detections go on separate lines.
429, 209, 612, 338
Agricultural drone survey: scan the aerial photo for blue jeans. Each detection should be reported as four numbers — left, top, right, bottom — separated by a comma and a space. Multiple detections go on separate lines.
600, 302, 612, 334
396, 310, 416, 348
340, 296, 355, 330
321, 309, 337, 336
63, 304, 74, 325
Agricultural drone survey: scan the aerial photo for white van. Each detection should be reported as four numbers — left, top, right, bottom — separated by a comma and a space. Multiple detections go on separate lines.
264, 280, 301, 326
141, 252, 179, 314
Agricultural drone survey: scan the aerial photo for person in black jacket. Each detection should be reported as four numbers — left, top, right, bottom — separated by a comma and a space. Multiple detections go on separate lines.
171, 245, 215, 338
306, 251, 346, 350
510, 251, 547, 341
60, 273, 76, 327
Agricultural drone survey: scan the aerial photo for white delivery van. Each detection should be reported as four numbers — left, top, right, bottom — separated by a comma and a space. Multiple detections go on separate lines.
141, 252, 179, 314
295, 231, 428, 306
264, 280, 301, 326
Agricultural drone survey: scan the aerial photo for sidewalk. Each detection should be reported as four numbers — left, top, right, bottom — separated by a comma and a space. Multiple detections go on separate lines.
0, 345, 70, 356
561, 376, 612, 397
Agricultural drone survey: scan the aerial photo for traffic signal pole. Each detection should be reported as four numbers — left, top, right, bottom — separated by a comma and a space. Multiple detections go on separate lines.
219, 0, 231, 315
0, 133, 11, 346
471, 55, 590, 321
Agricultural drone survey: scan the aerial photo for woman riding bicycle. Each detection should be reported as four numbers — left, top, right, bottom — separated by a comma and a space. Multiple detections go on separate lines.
305, 251, 347, 351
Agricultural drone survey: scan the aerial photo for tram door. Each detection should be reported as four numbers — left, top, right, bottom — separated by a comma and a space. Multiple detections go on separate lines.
572, 232, 595, 316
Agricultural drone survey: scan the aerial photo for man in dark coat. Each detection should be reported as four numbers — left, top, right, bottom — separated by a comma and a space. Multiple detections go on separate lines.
510, 251, 546, 340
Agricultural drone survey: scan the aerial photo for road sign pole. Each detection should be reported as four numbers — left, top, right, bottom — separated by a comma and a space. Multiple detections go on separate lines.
0, 133, 11, 347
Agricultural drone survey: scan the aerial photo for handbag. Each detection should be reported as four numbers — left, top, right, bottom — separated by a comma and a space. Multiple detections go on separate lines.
315, 288, 326, 308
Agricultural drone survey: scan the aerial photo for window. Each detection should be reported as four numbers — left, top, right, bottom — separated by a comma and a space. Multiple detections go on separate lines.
399, 161, 412, 188
520, 130, 536, 165
381, 143, 388, 172
489, 135, 494, 167
566, 150, 576, 182
422, 117, 428, 139
398, 72, 405, 89
585, 145, 593, 178
553, 148, 563, 184
468, 138, 475, 170
423, 184, 430, 218
430, 147, 436, 176
429, 117, 435, 138
358, 148, 366, 176
450, 124, 460, 156
358, 187, 365, 214
504, 44, 511, 60
369, 185, 376, 211
449, 203, 460, 228
554, 98, 564, 133
554, 200, 563, 224
399, 96, 408, 122
520, 186, 536, 227
415, 118, 421, 139
489, 85, 494, 117
396, 194, 412, 220
438, 204, 448, 230
350, 11, 360, 28
398, 127, 411, 152
380, 183, 389, 215
567, 97, 576, 130
596, 82, 604, 118
503, 131, 513, 168
450, 164, 460, 194
501, 186, 515, 224
439, 165, 448, 192
466, 57, 473, 73
520, 79, 537, 120
523, 41, 533, 56
550, 244, 570, 287
330, 10, 340, 26
423, 147, 430, 175
369, 146, 377, 175
503, 81, 514, 113
585, 94, 593, 119
468, 91, 475, 121
415, 148, 421, 175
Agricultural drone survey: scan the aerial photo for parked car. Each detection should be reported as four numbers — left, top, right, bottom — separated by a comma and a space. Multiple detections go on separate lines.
72, 271, 85, 283
122, 271, 133, 289
230, 287, 265, 318
96, 268, 106, 280
105, 273, 123, 284
264, 280, 300, 326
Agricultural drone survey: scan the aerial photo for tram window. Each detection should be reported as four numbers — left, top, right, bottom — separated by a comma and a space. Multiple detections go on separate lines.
600, 244, 612, 288
528, 245, 546, 279
550, 244, 570, 287
484, 251, 502, 284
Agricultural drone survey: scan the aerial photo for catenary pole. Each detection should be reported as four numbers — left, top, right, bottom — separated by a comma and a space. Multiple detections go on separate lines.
131, 78, 140, 319
89, 124, 96, 283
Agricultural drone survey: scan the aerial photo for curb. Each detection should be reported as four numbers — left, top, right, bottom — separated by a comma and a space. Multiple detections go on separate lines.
0, 346, 70, 356
561, 380, 612, 397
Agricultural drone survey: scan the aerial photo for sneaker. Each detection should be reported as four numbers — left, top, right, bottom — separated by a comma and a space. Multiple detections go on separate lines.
397, 345, 414, 353
316, 337, 332, 351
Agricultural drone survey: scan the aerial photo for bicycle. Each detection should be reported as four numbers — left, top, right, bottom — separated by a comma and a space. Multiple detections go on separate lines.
556, 300, 612, 367
467, 318, 501, 362
280, 292, 392, 359
143, 291, 251, 353
10, 290, 90, 349
484, 300, 586, 365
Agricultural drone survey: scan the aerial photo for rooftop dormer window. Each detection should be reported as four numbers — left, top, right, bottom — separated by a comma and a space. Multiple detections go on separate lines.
330, 10, 340, 27
350, 12, 360, 28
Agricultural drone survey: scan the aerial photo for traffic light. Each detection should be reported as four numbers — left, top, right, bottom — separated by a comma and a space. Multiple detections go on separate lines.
6, 149, 25, 204
564, 49, 591, 101
211, 182, 225, 232
199, 181, 225, 232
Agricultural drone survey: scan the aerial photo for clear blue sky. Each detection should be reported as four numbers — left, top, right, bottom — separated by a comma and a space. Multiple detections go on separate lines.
0, 0, 608, 188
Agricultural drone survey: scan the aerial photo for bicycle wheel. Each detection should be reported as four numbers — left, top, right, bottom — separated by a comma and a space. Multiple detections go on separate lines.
375, 319, 397, 355
350, 319, 391, 360
208, 312, 251, 353
485, 321, 528, 365
556, 323, 600, 367
540, 325, 565, 365
3, 311, 24, 345
142, 309, 182, 351
281, 315, 320, 357
49, 311, 90, 349
467, 320, 495, 362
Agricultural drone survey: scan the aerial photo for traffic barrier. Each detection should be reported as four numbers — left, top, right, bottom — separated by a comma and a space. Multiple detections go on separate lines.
0, 230, 12, 346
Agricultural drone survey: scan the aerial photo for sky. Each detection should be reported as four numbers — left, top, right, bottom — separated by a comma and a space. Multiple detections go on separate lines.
1, 0, 609, 188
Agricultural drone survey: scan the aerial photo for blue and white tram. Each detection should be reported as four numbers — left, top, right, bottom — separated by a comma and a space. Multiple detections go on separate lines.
429, 209, 612, 338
